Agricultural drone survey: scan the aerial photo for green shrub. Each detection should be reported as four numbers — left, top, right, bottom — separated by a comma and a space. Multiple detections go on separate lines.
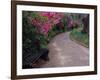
70, 28, 89, 47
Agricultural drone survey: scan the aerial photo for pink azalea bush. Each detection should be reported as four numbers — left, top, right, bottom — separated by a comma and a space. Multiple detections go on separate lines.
29, 12, 64, 36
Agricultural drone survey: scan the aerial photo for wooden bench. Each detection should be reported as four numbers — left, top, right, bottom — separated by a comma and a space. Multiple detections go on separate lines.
22, 48, 49, 69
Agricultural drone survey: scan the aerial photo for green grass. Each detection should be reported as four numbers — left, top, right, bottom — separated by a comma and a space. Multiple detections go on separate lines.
70, 28, 89, 47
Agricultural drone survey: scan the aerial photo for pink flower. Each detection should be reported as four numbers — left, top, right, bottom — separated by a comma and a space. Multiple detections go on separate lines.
40, 12, 50, 18
41, 23, 51, 35
29, 12, 64, 35
40, 12, 57, 19
53, 19, 60, 24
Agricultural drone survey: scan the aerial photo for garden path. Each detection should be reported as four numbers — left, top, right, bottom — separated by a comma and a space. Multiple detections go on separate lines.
41, 32, 89, 68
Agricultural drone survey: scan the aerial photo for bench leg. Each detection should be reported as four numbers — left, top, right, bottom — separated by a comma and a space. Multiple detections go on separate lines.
40, 49, 49, 61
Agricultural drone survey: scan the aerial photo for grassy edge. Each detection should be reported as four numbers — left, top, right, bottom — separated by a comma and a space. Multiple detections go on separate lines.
70, 29, 89, 48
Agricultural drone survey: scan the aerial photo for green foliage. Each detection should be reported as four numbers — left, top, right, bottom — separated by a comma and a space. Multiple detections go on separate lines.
22, 11, 68, 51
31, 12, 48, 23
23, 11, 88, 54
22, 11, 48, 53
70, 28, 89, 47
48, 27, 57, 40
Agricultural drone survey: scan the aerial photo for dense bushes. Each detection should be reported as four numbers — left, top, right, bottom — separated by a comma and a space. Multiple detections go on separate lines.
70, 28, 89, 47
23, 11, 89, 53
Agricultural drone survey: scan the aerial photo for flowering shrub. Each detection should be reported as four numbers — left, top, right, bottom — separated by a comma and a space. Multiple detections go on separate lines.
22, 11, 89, 68
29, 12, 64, 36
23, 11, 86, 53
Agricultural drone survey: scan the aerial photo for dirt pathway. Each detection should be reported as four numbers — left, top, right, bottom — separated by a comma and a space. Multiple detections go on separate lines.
41, 32, 89, 68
